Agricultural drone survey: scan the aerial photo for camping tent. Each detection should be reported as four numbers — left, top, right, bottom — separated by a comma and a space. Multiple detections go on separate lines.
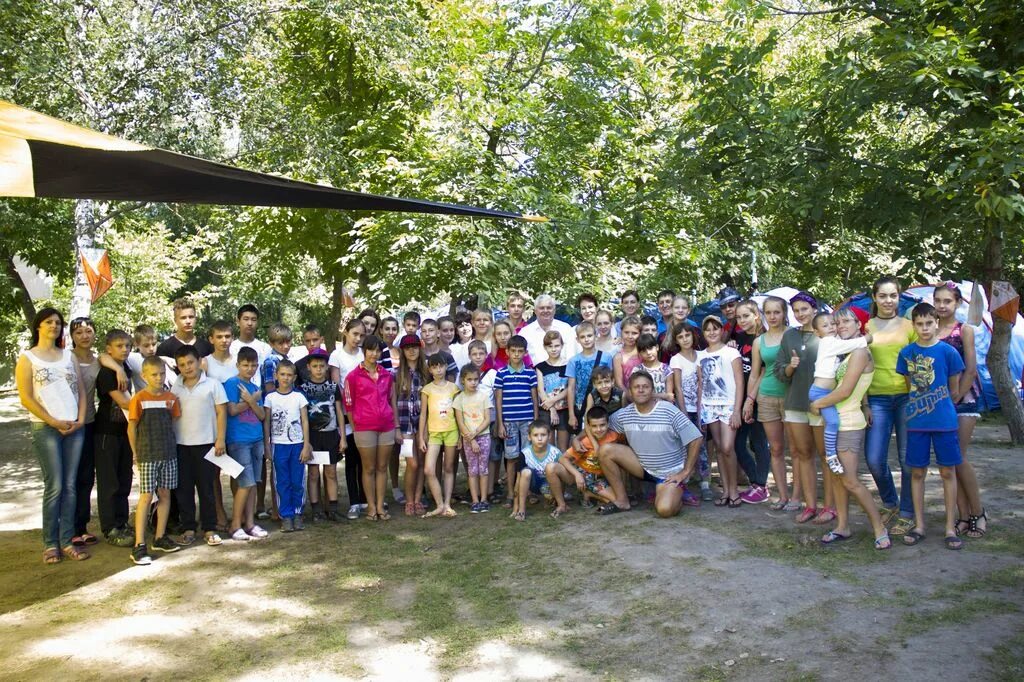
842, 281, 1024, 411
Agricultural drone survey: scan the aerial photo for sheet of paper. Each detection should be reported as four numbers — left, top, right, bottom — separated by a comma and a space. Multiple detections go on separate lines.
310, 450, 331, 466
400, 439, 413, 458
204, 448, 243, 479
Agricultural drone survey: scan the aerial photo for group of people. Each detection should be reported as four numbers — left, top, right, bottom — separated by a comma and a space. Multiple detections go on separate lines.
15, 278, 989, 567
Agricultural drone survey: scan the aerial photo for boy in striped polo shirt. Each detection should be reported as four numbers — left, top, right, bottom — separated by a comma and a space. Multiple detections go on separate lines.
495, 335, 538, 507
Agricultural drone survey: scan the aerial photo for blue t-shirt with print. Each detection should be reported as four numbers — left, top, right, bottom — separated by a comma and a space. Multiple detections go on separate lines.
896, 341, 965, 431
223, 376, 264, 443
565, 349, 613, 409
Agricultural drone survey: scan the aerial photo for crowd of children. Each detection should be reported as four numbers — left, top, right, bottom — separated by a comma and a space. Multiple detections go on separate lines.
15, 280, 990, 566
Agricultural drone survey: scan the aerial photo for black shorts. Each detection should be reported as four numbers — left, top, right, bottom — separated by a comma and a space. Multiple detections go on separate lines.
538, 408, 571, 432
309, 430, 342, 464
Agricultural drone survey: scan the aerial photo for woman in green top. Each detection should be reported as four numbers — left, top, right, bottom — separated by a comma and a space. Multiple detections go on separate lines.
746, 296, 794, 510
809, 308, 890, 549
863, 276, 917, 535
774, 291, 835, 524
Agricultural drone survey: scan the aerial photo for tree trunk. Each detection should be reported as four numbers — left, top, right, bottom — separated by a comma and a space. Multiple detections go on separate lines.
328, 272, 346, 350
982, 228, 1024, 444
69, 199, 97, 320
2, 252, 38, 325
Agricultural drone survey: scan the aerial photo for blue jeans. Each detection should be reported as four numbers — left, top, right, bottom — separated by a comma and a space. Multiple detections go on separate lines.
864, 394, 912, 517
735, 418, 770, 486
31, 422, 84, 549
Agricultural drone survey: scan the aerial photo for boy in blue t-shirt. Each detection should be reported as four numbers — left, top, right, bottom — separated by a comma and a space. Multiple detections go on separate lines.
896, 303, 965, 550
495, 335, 538, 507
566, 322, 613, 432
224, 347, 268, 541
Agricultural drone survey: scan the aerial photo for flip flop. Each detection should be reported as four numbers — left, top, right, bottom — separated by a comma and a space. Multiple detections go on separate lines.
902, 530, 926, 546
821, 530, 852, 545
728, 496, 742, 508
204, 532, 223, 546
596, 503, 630, 516
550, 507, 566, 519
944, 535, 964, 551
81, 533, 99, 545
43, 548, 61, 564
61, 545, 91, 561
874, 534, 892, 550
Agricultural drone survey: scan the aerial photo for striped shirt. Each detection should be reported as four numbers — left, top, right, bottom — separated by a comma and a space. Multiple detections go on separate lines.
494, 363, 537, 422
608, 401, 702, 479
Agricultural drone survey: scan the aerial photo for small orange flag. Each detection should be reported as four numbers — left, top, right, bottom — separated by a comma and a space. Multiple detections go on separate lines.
80, 248, 113, 302
989, 281, 1019, 324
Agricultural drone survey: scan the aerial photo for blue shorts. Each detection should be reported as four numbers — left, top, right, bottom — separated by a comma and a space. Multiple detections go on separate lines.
907, 430, 961, 468
228, 439, 265, 488
503, 420, 531, 460
517, 467, 551, 496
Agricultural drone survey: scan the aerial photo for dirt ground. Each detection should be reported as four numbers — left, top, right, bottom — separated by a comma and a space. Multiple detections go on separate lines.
0, 390, 1021, 681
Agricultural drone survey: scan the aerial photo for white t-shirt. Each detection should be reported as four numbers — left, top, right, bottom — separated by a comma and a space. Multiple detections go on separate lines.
520, 319, 578, 362
450, 342, 471, 370
264, 390, 309, 445
170, 372, 228, 445
21, 349, 79, 422
230, 338, 272, 369
204, 354, 238, 383
698, 346, 741, 407
670, 350, 705, 413
813, 336, 868, 379
328, 346, 364, 385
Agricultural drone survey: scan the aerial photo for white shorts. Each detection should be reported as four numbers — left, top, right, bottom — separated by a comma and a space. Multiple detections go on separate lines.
701, 404, 733, 426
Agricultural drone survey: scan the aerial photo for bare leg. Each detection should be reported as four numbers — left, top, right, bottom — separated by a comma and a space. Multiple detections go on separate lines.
229, 486, 251, 532
135, 491, 153, 546
324, 463, 339, 508
812, 425, 833, 509
787, 422, 817, 510
307, 465, 321, 511
357, 445, 379, 517
835, 450, 887, 540
597, 443, 648, 509
442, 445, 458, 511
831, 470, 849, 533
939, 465, 958, 538
955, 416, 982, 521
710, 422, 738, 501
505, 459, 517, 503
423, 444, 445, 514
516, 469, 532, 517
765, 419, 788, 501
784, 422, 805, 504
403, 456, 420, 507
545, 463, 569, 514
653, 482, 684, 518
910, 467, 927, 535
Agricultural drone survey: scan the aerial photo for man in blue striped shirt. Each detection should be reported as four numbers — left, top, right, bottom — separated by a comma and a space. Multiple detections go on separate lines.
598, 371, 703, 518
495, 335, 538, 505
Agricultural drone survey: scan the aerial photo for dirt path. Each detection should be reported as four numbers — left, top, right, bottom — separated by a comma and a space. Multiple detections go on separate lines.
0, 391, 1020, 681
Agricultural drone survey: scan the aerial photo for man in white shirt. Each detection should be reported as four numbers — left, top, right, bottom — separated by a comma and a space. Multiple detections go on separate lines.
519, 294, 577, 362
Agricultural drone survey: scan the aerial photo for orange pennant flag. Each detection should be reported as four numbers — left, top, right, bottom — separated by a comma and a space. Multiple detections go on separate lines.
989, 281, 1019, 324
80, 248, 113, 302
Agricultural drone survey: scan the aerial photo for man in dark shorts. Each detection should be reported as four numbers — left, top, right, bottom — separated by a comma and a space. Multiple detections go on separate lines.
598, 372, 703, 518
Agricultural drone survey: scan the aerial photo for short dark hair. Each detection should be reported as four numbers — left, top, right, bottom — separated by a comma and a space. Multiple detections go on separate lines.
142, 355, 165, 371
528, 420, 550, 435
172, 297, 196, 314
237, 347, 259, 364
104, 329, 132, 346
209, 319, 232, 336
657, 289, 676, 300
275, 359, 297, 375
421, 318, 438, 330
362, 334, 384, 352
460, 363, 481, 380
403, 311, 422, 325
620, 289, 640, 302
912, 302, 938, 321
586, 406, 609, 423
576, 293, 598, 308
628, 370, 654, 387
427, 352, 448, 367
636, 333, 659, 352
508, 335, 528, 351
236, 304, 260, 319
173, 345, 200, 362
380, 316, 399, 330
639, 315, 658, 328
591, 365, 614, 382
303, 324, 322, 336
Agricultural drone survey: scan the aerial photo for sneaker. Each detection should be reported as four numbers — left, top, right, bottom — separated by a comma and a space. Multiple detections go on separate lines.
244, 522, 268, 540
740, 485, 770, 505
359, 503, 369, 513
825, 453, 845, 475
152, 535, 181, 553
701, 486, 714, 502
681, 488, 701, 507
106, 528, 132, 547
230, 528, 251, 542
294, 516, 305, 531
281, 516, 295, 533
131, 544, 152, 565
480, 501, 491, 513
256, 510, 270, 520
393, 488, 406, 504
347, 505, 360, 520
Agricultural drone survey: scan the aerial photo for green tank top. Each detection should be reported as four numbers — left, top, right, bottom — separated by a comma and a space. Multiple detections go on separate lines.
758, 334, 785, 397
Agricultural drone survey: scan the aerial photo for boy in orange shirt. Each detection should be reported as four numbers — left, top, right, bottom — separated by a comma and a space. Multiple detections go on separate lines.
558, 406, 622, 507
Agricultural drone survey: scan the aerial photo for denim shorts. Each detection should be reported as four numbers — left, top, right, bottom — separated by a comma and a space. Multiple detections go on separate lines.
227, 439, 264, 488
955, 401, 980, 418
503, 420, 531, 460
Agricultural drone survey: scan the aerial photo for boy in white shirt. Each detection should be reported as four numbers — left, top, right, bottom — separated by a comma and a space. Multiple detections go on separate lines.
263, 360, 313, 532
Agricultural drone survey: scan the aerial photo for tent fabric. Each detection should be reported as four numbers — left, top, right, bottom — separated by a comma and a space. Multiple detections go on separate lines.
842, 281, 1024, 412
0, 100, 530, 221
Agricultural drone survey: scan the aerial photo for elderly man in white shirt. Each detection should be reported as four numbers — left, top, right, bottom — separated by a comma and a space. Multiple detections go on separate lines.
519, 294, 577, 362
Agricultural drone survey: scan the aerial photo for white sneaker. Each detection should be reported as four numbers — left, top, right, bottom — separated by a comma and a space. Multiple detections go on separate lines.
347, 505, 360, 520
247, 525, 268, 539
393, 488, 406, 503
231, 528, 251, 542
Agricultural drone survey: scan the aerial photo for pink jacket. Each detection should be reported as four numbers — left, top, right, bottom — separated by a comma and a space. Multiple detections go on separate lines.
344, 364, 396, 433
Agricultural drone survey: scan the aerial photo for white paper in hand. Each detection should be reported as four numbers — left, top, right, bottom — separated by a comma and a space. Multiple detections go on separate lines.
310, 450, 331, 466
204, 447, 243, 479
400, 439, 413, 458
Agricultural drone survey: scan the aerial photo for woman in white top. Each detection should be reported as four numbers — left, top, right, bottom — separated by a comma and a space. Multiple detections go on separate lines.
15, 308, 89, 564
69, 317, 100, 546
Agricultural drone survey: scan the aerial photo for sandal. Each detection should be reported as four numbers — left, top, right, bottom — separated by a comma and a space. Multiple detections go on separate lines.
204, 532, 223, 546
713, 496, 730, 507
378, 511, 391, 521
966, 509, 988, 538
889, 517, 914, 536
902, 530, 926, 546
795, 508, 818, 524
954, 518, 970, 536
404, 502, 417, 516
179, 531, 196, 546
513, 511, 526, 522
70, 535, 87, 547
422, 507, 443, 518
944, 535, 964, 550
821, 530, 852, 545
61, 545, 91, 561
812, 507, 837, 525
770, 498, 790, 511
81, 533, 98, 545
874, 534, 892, 550
728, 496, 742, 508
43, 547, 61, 564
366, 512, 380, 521
596, 503, 629, 516
550, 507, 566, 519
442, 508, 458, 518
782, 500, 803, 512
